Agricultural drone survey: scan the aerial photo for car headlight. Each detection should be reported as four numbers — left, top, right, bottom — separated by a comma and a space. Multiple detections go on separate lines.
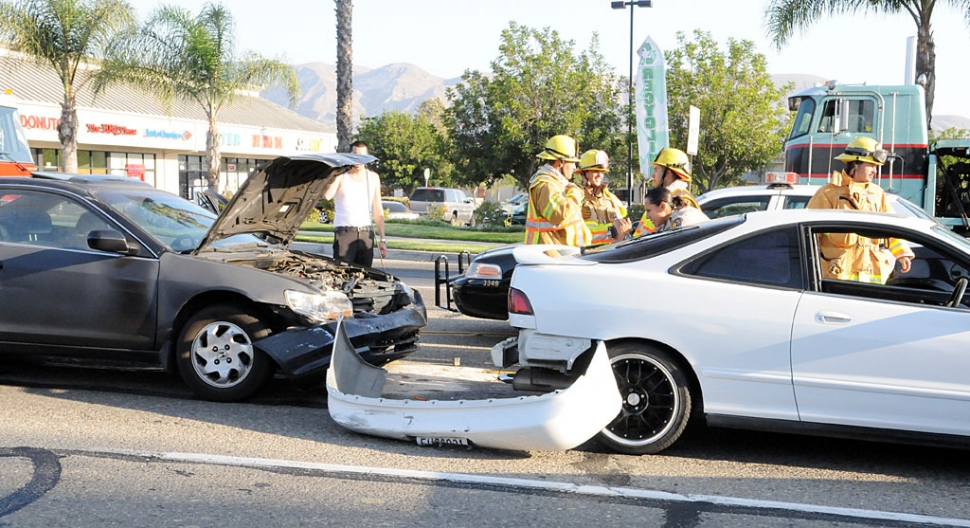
284, 290, 353, 322
466, 262, 503, 280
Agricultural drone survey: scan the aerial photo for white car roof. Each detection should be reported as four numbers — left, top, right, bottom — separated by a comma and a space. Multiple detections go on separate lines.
696, 184, 818, 203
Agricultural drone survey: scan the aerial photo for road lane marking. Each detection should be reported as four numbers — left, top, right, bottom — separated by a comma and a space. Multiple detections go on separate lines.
114, 451, 970, 527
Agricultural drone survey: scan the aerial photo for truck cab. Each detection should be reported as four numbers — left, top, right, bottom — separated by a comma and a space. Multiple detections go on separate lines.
0, 91, 35, 176
783, 81, 970, 232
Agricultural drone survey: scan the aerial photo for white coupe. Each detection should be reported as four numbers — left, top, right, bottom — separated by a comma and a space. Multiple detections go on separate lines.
503, 209, 970, 454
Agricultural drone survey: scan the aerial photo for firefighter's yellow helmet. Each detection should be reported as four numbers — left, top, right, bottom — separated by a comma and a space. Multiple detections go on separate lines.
536, 135, 580, 163
650, 147, 691, 181
835, 136, 888, 166
578, 149, 609, 172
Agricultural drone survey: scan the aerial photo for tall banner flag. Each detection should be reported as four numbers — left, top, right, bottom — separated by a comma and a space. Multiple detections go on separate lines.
634, 36, 670, 179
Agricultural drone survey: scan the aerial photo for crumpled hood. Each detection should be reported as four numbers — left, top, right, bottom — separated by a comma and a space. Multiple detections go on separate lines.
196, 153, 376, 251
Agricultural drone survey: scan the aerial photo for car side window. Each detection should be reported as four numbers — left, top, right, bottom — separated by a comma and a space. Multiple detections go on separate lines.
681, 227, 803, 289
0, 190, 111, 249
700, 196, 771, 219
783, 196, 811, 210
812, 225, 970, 308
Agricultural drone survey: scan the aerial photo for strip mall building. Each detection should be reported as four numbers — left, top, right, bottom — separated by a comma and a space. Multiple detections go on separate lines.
1, 47, 336, 199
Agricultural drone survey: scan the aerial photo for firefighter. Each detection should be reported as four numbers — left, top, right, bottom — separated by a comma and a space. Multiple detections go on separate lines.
577, 149, 627, 244
644, 185, 709, 233
524, 135, 591, 246
808, 136, 914, 283
614, 147, 701, 240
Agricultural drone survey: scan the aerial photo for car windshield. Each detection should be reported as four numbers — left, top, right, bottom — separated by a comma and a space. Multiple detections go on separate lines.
889, 195, 940, 224
580, 215, 744, 263
384, 201, 407, 212
93, 187, 260, 252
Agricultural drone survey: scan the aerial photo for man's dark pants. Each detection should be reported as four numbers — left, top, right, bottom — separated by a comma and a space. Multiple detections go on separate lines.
333, 226, 374, 267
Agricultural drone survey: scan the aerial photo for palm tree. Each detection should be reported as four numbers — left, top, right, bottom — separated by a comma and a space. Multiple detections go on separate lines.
102, 2, 300, 191
764, 0, 970, 130
335, 0, 353, 152
0, 0, 136, 173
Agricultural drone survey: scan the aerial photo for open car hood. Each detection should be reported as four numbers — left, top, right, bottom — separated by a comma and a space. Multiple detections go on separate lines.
196, 153, 375, 251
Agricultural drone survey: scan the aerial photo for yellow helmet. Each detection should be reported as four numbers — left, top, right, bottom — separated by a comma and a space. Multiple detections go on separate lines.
835, 136, 888, 166
650, 147, 691, 181
536, 135, 580, 163
578, 149, 609, 172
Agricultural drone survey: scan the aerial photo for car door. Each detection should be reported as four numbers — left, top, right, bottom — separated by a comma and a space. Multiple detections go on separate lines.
790, 224, 970, 436
0, 189, 159, 350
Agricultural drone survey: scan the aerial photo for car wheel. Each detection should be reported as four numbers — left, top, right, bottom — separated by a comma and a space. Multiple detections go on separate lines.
597, 342, 692, 455
176, 304, 276, 402
318, 211, 330, 224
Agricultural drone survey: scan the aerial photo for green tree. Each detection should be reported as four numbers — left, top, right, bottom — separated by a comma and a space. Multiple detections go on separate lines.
0, 0, 136, 173
764, 0, 970, 131
445, 23, 623, 191
666, 30, 792, 193
335, 0, 353, 152
356, 109, 452, 193
101, 2, 299, 190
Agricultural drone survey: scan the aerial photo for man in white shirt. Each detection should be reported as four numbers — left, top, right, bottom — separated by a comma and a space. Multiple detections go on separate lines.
323, 141, 387, 267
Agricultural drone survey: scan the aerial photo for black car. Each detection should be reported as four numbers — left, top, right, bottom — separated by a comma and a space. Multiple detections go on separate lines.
451, 245, 519, 320
0, 153, 427, 402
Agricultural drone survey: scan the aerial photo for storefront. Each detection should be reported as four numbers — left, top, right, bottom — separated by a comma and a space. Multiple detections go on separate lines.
3, 47, 336, 200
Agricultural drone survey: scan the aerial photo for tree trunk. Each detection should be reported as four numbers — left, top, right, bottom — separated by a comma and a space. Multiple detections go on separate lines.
335, 0, 354, 152
206, 116, 221, 192
58, 92, 78, 173
916, 14, 935, 130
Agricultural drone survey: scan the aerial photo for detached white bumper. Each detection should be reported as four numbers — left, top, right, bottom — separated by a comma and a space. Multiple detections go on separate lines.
326, 322, 621, 451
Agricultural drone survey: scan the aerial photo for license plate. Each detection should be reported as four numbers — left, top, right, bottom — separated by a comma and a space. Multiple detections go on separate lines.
415, 436, 469, 447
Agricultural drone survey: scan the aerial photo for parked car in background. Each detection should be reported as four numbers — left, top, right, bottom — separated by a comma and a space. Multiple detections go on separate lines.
502, 209, 970, 454
382, 200, 419, 221
408, 187, 476, 226
501, 192, 529, 213
0, 154, 427, 403
697, 183, 936, 222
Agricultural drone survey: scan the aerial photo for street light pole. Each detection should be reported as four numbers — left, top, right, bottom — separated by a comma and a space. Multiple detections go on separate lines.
611, 0, 652, 209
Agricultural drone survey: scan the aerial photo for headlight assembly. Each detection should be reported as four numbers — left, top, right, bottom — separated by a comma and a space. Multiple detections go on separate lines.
285, 290, 353, 322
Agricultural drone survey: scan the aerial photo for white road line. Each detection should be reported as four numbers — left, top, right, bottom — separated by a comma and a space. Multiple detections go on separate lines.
125, 450, 969, 526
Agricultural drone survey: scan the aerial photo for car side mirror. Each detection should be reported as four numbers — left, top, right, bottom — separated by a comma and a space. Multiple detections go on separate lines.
88, 229, 134, 254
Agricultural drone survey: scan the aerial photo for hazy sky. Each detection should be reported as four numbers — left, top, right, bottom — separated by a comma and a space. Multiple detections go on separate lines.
125, 0, 970, 118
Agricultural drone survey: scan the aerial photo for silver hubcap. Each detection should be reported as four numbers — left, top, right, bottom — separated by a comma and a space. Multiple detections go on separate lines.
190, 321, 254, 389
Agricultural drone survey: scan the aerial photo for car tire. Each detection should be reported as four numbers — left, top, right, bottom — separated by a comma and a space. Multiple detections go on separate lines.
597, 342, 692, 455
176, 304, 276, 402
318, 211, 330, 224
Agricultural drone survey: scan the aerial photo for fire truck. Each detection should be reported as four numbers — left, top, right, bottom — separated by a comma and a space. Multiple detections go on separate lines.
0, 90, 36, 176
782, 80, 970, 232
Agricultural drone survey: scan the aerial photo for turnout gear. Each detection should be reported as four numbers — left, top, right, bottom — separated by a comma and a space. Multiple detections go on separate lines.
582, 185, 626, 244
650, 148, 692, 182
808, 172, 915, 283
536, 135, 581, 163
525, 164, 590, 246
835, 136, 888, 166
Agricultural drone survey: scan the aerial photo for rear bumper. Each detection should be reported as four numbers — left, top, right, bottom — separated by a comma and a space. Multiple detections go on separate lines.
327, 330, 622, 452
452, 277, 510, 320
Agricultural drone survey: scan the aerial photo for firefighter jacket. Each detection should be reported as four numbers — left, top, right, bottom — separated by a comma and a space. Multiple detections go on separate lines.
634, 179, 700, 237
581, 185, 627, 244
807, 171, 915, 283
656, 206, 710, 232
524, 164, 591, 246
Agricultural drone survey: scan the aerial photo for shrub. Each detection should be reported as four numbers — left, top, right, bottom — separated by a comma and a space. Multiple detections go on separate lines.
426, 202, 446, 221
473, 200, 507, 227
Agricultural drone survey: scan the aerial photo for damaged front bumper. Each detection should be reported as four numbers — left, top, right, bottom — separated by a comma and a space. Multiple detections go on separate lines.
255, 297, 428, 380
326, 320, 622, 451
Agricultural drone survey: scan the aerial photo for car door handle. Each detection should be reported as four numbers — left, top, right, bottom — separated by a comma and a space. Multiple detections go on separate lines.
815, 311, 852, 324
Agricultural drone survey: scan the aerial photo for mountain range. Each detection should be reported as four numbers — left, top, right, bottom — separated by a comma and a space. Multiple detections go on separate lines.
262, 63, 970, 133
